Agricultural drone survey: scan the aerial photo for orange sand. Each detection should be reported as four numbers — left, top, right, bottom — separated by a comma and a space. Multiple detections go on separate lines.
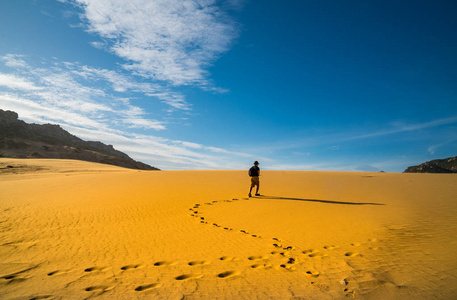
1, 158, 456, 299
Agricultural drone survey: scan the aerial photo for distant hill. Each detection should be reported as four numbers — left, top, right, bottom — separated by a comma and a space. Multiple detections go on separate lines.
404, 156, 457, 173
0, 109, 159, 170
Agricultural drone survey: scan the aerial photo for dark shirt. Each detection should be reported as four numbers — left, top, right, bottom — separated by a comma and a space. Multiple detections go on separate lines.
249, 166, 260, 177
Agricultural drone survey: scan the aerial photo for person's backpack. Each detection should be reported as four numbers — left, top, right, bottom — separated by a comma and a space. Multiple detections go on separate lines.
248, 166, 255, 176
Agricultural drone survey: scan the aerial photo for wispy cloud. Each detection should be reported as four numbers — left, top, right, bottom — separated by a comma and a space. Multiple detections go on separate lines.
1, 54, 28, 68
0, 55, 171, 130
427, 135, 457, 155
68, 0, 238, 87
55, 124, 255, 170
250, 116, 457, 155
0, 54, 254, 169
0, 73, 43, 91
69, 65, 190, 110
344, 117, 457, 141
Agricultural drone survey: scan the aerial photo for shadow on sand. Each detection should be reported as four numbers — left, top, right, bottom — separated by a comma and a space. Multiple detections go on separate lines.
255, 195, 385, 206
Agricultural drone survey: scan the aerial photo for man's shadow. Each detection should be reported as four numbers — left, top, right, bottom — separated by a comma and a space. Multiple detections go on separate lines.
254, 195, 385, 206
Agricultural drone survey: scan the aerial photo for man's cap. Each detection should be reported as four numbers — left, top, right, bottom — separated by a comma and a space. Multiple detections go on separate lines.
254, 161, 259, 164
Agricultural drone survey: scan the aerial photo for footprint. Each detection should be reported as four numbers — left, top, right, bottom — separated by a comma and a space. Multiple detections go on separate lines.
271, 251, 281, 255
4, 276, 28, 283
29, 296, 53, 300
308, 252, 326, 258
47, 270, 69, 276
1, 273, 26, 281
1, 265, 38, 282
279, 264, 296, 271
135, 283, 159, 291
84, 266, 110, 272
154, 261, 178, 266
251, 263, 267, 269
240, 230, 249, 234
302, 249, 318, 255
351, 243, 361, 246
345, 252, 360, 257
344, 288, 355, 297
252, 234, 261, 238
306, 270, 320, 278
217, 270, 240, 278
287, 257, 296, 264
175, 274, 203, 281
248, 255, 268, 261
284, 246, 295, 250
279, 251, 290, 257
188, 260, 210, 266
220, 256, 237, 261
85, 285, 114, 292
368, 238, 377, 242
369, 247, 379, 250
323, 245, 336, 250
121, 264, 145, 271
213, 223, 221, 227
272, 238, 282, 242
273, 243, 283, 248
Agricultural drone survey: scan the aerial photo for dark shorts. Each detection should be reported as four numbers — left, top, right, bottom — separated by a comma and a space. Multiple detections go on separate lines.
250, 176, 259, 187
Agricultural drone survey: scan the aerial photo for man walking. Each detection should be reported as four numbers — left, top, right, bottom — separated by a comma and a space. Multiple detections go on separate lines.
248, 161, 261, 197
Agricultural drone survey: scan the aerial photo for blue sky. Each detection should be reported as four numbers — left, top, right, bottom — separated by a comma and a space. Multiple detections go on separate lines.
1, 0, 456, 171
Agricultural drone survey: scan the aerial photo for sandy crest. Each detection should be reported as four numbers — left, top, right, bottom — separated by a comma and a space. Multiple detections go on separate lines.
1, 158, 456, 299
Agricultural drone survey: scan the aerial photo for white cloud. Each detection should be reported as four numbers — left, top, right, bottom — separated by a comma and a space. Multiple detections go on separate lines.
0, 54, 254, 170
69, 0, 238, 87
0, 93, 105, 129
0, 54, 28, 68
0, 73, 42, 91
123, 118, 166, 130
70, 64, 190, 110
60, 124, 255, 170
427, 136, 457, 155
0, 54, 166, 130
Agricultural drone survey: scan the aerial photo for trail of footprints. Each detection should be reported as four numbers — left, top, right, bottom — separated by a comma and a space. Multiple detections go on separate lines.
188, 197, 380, 297
7, 198, 379, 298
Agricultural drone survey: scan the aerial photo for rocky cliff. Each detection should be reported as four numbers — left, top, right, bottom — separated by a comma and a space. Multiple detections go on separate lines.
0, 109, 159, 170
404, 156, 457, 173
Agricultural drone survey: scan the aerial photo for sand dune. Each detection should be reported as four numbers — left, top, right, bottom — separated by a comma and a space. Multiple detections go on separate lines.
1, 158, 456, 299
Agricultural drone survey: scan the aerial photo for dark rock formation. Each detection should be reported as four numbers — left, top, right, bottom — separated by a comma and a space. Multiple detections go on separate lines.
404, 156, 457, 173
0, 109, 159, 170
